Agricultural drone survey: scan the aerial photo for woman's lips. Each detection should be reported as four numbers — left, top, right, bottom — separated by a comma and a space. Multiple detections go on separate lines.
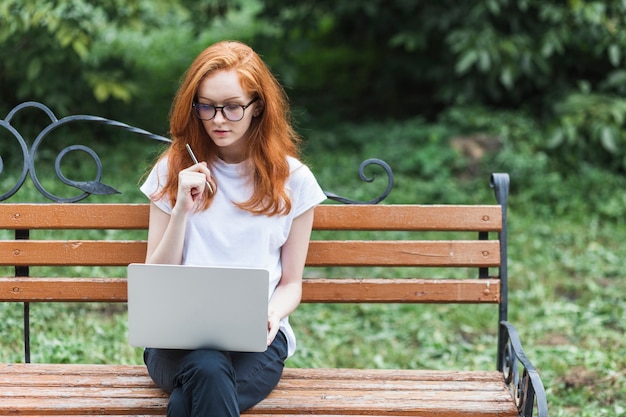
213, 130, 229, 137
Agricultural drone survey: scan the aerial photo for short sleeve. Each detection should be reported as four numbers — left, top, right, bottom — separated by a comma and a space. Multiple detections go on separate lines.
140, 158, 173, 214
288, 159, 327, 218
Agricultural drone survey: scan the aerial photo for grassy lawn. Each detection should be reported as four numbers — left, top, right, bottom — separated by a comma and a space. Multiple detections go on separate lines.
1, 121, 625, 417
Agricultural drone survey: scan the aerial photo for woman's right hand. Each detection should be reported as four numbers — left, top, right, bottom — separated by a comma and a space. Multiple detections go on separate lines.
174, 162, 212, 214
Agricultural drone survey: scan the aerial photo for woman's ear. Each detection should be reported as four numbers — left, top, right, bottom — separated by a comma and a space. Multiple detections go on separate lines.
254, 101, 264, 117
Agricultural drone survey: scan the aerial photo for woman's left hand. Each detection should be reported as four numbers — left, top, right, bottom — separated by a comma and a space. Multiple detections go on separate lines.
267, 312, 281, 346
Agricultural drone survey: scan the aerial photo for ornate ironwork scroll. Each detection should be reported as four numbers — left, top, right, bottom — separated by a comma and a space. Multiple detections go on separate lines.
323, 158, 393, 204
500, 321, 549, 417
1, 101, 394, 203
1, 101, 171, 202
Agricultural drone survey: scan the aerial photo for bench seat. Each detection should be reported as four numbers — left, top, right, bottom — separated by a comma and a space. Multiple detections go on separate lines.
0, 363, 518, 416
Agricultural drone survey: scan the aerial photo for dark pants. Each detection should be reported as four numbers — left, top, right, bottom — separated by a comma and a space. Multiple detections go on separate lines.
144, 331, 288, 417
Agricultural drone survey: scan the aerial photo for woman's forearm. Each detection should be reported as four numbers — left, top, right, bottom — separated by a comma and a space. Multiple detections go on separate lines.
144, 203, 188, 265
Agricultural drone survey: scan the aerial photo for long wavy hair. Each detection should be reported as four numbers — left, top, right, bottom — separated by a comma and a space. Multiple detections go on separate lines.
154, 40, 301, 215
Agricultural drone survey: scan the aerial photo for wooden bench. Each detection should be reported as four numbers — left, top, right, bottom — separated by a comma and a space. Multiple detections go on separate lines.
0, 102, 548, 416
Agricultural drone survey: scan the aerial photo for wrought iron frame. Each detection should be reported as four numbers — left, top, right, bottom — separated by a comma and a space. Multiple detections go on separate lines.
491, 173, 548, 417
500, 321, 549, 417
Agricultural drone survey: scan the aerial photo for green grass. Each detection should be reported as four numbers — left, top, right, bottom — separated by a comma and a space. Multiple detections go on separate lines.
1, 120, 625, 416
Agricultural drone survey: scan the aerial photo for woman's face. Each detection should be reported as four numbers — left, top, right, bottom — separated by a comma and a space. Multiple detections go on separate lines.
196, 69, 258, 163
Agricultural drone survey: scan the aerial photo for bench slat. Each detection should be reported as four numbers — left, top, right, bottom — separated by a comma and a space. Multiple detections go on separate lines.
0, 398, 165, 415
0, 204, 150, 230
0, 278, 500, 303
302, 278, 500, 303
307, 241, 500, 267
0, 373, 508, 391
0, 240, 147, 266
0, 204, 502, 232
1, 385, 513, 400
0, 397, 517, 417
0, 389, 515, 405
0, 364, 503, 380
0, 240, 500, 267
313, 204, 502, 231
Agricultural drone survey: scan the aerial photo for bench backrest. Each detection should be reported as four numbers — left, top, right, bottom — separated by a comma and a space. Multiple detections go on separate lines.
0, 191, 510, 363
0, 202, 505, 305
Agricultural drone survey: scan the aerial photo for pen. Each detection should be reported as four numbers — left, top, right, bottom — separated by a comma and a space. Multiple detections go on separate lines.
185, 144, 214, 195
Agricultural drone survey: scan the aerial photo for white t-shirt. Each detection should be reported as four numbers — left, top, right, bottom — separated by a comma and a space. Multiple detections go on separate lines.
140, 155, 327, 357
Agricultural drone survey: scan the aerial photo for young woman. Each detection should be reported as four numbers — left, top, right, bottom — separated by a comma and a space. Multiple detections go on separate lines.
140, 40, 326, 416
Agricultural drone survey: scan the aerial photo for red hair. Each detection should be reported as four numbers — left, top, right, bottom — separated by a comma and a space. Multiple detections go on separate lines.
154, 41, 300, 215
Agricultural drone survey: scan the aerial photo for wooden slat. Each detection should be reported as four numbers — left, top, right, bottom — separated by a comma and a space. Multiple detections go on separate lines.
0, 204, 502, 232
0, 364, 506, 381
2, 386, 166, 398
0, 391, 515, 407
313, 204, 502, 231
0, 365, 517, 417
306, 240, 500, 267
2, 383, 512, 399
0, 397, 517, 417
0, 278, 128, 302
0, 240, 499, 267
0, 372, 507, 391
302, 278, 500, 303
0, 397, 165, 415
0, 278, 500, 303
250, 395, 516, 416
0, 373, 155, 388
0, 204, 149, 229
0, 240, 147, 266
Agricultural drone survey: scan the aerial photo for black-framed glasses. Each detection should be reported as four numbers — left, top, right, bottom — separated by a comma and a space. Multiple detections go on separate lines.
192, 97, 258, 122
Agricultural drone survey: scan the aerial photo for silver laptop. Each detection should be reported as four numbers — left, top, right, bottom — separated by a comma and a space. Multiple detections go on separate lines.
127, 263, 270, 352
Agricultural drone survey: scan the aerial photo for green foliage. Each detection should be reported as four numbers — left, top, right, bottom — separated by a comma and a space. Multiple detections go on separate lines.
3, 0, 626, 172
547, 92, 626, 171
1, 0, 155, 112
254, 0, 626, 173
433, 104, 626, 221
505, 215, 626, 417
0, 0, 244, 130
303, 117, 483, 205
255, 1, 626, 116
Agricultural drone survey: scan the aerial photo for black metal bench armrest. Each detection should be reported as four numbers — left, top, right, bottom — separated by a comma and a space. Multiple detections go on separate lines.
500, 321, 548, 417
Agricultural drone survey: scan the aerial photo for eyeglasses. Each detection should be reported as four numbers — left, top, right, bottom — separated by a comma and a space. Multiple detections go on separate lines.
192, 97, 258, 122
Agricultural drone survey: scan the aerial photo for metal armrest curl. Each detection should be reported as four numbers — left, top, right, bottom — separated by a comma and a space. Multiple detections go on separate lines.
500, 321, 548, 417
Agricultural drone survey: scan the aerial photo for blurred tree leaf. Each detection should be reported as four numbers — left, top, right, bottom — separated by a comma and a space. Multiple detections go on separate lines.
0, 0, 237, 126
253, 0, 626, 122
